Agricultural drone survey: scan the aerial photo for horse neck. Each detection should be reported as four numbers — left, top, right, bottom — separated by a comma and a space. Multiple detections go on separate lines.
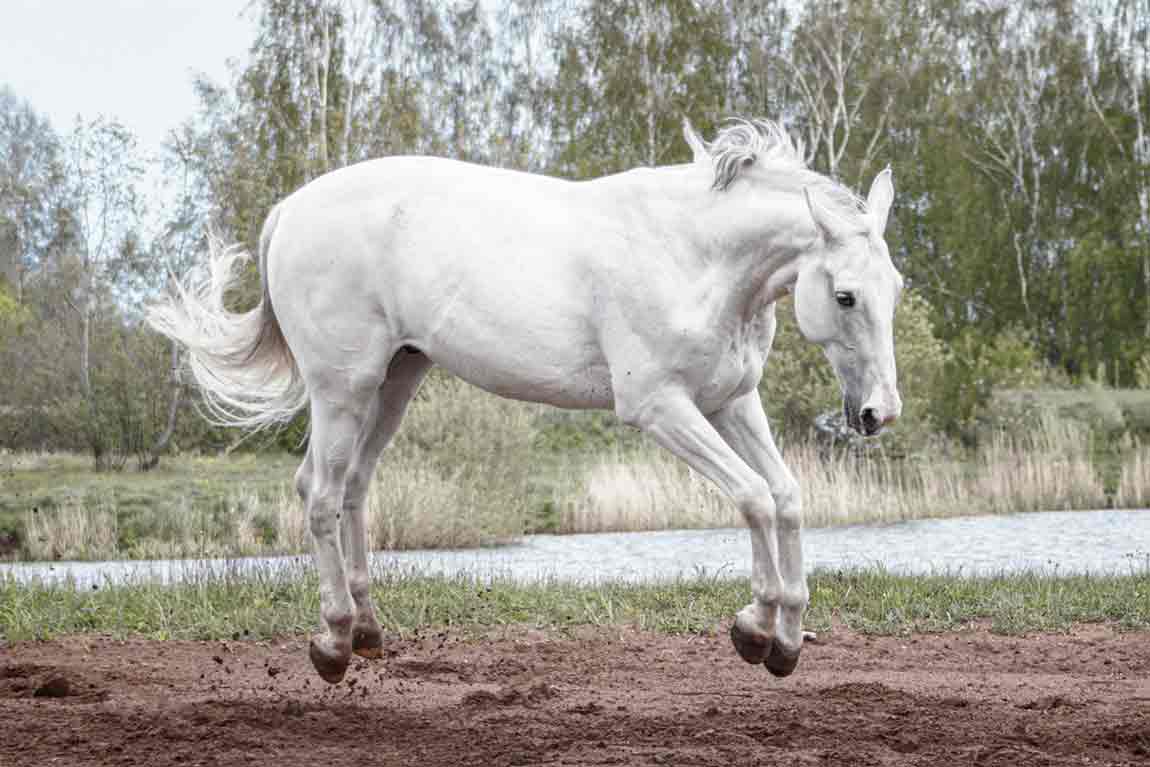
693, 189, 819, 321
601, 166, 821, 319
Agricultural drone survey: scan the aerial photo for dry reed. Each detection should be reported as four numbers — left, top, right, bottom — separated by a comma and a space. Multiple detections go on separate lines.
559, 415, 1108, 534
1116, 444, 1150, 508
23, 495, 120, 560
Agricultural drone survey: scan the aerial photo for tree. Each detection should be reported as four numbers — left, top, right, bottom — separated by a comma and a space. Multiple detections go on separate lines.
0, 87, 69, 304
60, 117, 146, 467
543, 0, 732, 178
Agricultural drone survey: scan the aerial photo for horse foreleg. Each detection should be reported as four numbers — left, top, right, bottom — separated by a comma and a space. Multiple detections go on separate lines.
620, 389, 791, 672
709, 393, 808, 677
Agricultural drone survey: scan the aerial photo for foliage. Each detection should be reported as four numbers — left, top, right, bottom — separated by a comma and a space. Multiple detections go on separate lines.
994, 387, 1150, 443
935, 326, 1046, 441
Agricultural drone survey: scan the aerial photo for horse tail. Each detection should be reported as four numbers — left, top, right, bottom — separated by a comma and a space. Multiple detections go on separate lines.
147, 203, 308, 431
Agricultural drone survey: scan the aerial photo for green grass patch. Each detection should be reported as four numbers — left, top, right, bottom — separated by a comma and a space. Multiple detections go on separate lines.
2, 566, 1147, 643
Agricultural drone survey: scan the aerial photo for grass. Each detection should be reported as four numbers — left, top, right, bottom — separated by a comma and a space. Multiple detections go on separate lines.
2, 564, 1148, 643
0, 377, 1143, 561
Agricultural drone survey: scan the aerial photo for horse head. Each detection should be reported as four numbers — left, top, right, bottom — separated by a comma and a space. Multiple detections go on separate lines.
794, 169, 903, 436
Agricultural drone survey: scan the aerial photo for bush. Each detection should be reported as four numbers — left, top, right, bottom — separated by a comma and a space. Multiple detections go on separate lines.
994, 387, 1150, 443
933, 325, 1046, 442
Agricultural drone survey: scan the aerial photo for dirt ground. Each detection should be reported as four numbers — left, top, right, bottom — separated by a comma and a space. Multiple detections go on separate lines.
2, 625, 1148, 767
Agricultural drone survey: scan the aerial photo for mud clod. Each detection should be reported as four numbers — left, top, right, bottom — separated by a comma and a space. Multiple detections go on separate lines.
32, 674, 70, 698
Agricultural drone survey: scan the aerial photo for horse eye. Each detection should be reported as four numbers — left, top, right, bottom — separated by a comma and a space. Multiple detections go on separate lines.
835, 291, 855, 308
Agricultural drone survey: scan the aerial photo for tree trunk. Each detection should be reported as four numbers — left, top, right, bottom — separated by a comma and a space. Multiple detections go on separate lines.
141, 340, 182, 471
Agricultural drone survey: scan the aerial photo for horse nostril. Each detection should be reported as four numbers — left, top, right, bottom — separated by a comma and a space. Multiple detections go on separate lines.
860, 408, 881, 436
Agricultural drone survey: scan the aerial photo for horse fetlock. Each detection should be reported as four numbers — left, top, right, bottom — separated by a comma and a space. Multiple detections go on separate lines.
750, 571, 785, 609
781, 582, 810, 610
321, 600, 355, 636
347, 573, 373, 603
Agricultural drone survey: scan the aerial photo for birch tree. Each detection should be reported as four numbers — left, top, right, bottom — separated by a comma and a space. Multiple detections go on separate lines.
1083, 0, 1150, 337
0, 88, 67, 305
62, 117, 145, 466
784, 0, 893, 185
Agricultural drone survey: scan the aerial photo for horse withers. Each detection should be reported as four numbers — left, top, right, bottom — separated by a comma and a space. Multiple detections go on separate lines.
148, 118, 904, 683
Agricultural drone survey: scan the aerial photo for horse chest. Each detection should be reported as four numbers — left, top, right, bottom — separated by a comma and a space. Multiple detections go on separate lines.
689, 334, 766, 412
687, 309, 774, 412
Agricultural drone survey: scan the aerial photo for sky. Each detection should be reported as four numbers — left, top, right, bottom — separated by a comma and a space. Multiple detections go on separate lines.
0, 0, 257, 156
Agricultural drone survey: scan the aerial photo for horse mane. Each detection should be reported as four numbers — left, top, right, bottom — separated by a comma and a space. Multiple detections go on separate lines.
695, 118, 868, 230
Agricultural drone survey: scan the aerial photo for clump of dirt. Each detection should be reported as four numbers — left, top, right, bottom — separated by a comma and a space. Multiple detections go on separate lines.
1, 663, 106, 702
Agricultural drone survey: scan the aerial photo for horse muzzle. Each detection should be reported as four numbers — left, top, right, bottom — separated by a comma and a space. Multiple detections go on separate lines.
846, 394, 900, 437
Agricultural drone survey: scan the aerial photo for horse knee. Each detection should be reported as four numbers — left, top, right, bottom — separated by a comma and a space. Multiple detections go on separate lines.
735, 478, 776, 527
774, 482, 803, 532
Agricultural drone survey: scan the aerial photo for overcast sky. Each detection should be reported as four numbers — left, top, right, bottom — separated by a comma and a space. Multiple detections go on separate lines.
0, 0, 256, 155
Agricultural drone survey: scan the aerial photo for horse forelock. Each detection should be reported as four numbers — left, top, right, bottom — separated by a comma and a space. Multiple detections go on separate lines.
703, 118, 868, 232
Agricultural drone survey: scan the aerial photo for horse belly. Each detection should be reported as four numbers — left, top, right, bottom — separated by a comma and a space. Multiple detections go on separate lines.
410, 284, 615, 410
430, 331, 615, 410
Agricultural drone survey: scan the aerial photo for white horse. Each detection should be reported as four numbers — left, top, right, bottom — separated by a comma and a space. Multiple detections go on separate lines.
148, 119, 903, 683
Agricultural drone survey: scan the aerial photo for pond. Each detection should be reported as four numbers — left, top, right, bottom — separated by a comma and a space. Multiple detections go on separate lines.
2, 509, 1148, 588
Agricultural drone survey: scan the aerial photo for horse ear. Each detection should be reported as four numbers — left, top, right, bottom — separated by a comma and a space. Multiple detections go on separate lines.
682, 118, 708, 164
866, 166, 894, 235
804, 187, 849, 245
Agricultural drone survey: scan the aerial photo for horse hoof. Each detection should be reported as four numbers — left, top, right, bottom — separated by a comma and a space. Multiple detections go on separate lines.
764, 641, 801, 678
309, 638, 350, 684
729, 623, 771, 665
352, 627, 384, 660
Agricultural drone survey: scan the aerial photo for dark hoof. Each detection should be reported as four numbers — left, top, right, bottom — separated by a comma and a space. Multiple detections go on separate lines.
352, 627, 384, 660
729, 623, 771, 665
309, 639, 350, 684
764, 641, 801, 678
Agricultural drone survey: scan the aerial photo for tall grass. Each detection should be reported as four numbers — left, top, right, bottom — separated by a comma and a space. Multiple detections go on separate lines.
23, 495, 120, 560
1116, 443, 1150, 508
563, 451, 738, 533
563, 415, 1108, 533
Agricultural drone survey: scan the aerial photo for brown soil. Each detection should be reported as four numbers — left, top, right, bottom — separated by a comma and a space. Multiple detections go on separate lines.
2, 626, 1149, 766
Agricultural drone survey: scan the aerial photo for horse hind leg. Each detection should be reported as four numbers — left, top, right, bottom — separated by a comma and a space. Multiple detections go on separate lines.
300, 384, 382, 684
339, 348, 433, 660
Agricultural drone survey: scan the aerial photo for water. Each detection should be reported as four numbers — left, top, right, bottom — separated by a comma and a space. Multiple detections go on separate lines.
2, 509, 1148, 589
